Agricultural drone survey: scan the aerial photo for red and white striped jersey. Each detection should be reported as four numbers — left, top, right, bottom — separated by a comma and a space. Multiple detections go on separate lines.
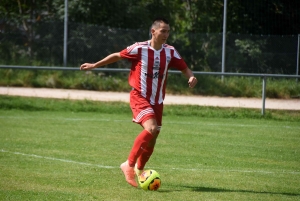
120, 40, 187, 105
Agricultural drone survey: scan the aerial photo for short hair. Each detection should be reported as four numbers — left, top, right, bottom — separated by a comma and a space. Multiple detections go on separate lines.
151, 17, 169, 28
149, 17, 169, 39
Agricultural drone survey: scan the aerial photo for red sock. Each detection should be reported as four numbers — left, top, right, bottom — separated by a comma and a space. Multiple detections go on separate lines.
127, 130, 153, 167
137, 146, 154, 170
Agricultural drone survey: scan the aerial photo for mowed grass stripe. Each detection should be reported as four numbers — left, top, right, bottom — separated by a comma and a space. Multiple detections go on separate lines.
1, 115, 300, 130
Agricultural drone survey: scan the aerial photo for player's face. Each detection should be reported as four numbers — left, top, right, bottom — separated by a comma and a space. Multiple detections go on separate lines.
152, 22, 170, 44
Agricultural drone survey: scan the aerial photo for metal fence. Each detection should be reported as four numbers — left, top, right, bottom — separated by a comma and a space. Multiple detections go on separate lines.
0, 21, 299, 75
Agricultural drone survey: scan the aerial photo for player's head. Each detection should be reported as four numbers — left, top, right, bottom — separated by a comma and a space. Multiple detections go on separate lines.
151, 17, 169, 29
150, 17, 170, 44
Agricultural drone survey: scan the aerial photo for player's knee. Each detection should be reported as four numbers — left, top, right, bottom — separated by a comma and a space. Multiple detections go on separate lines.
146, 125, 159, 136
142, 118, 159, 136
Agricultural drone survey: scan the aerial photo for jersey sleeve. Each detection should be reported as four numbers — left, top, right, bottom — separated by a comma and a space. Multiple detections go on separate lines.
120, 43, 139, 60
168, 49, 188, 71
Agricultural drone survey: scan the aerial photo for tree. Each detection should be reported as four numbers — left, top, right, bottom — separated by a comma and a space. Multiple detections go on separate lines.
0, 0, 299, 72
232, 0, 299, 35
0, 0, 54, 64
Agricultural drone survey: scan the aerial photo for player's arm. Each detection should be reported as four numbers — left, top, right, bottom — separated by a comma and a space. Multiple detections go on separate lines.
80, 52, 123, 70
169, 51, 198, 88
181, 67, 197, 88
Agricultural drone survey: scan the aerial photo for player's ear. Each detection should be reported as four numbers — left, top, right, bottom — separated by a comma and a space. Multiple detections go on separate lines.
149, 26, 152, 39
150, 28, 155, 36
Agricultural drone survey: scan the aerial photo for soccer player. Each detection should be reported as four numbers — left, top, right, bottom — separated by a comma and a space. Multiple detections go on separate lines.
80, 18, 198, 187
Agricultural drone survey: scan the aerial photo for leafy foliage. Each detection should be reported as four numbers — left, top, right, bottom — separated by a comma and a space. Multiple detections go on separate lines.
0, 1, 299, 73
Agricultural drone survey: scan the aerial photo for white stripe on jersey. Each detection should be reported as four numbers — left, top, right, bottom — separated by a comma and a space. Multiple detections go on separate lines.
164, 44, 181, 59
150, 51, 161, 104
173, 49, 182, 59
127, 42, 145, 54
157, 48, 171, 104
140, 47, 149, 98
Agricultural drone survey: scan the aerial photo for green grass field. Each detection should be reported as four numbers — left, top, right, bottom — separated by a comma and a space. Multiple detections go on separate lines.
0, 96, 299, 201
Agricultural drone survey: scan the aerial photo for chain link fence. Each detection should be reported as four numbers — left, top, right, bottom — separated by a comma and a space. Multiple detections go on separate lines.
0, 21, 299, 74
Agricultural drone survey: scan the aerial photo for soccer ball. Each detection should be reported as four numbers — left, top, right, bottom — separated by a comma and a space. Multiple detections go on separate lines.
138, 169, 161, 191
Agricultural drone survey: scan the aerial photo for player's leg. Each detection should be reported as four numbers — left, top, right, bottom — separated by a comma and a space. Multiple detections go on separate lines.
134, 132, 158, 176
135, 104, 163, 175
120, 118, 156, 187
127, 90, 159, 166
127, 118, 157, 166
120, 90, 157, 187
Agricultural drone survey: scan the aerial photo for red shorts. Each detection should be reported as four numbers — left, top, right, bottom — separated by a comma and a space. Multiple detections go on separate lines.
130, 89, 163, 129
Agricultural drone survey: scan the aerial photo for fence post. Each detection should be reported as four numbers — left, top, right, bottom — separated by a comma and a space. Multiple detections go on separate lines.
221, 0, 228, 82
297, 34, 300, 83
261, 76, 267, 115
63, 0, 68, 67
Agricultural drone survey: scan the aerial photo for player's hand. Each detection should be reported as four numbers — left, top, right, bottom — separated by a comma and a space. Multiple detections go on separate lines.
188, 76, 197, 88
80, 63, 95, 70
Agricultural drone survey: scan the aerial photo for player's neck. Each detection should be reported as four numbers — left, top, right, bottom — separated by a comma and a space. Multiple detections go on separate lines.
150, 39, 162, 51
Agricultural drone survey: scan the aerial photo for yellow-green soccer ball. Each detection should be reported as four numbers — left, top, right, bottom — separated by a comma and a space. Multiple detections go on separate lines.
138, 169, 161, 191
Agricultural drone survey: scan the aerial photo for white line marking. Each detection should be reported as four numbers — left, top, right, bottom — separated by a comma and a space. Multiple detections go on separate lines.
1, 149, 114, 169
1, 149, 299, 175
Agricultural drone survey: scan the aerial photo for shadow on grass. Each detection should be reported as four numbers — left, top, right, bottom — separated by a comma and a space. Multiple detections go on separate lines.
181, 186, 300, 197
